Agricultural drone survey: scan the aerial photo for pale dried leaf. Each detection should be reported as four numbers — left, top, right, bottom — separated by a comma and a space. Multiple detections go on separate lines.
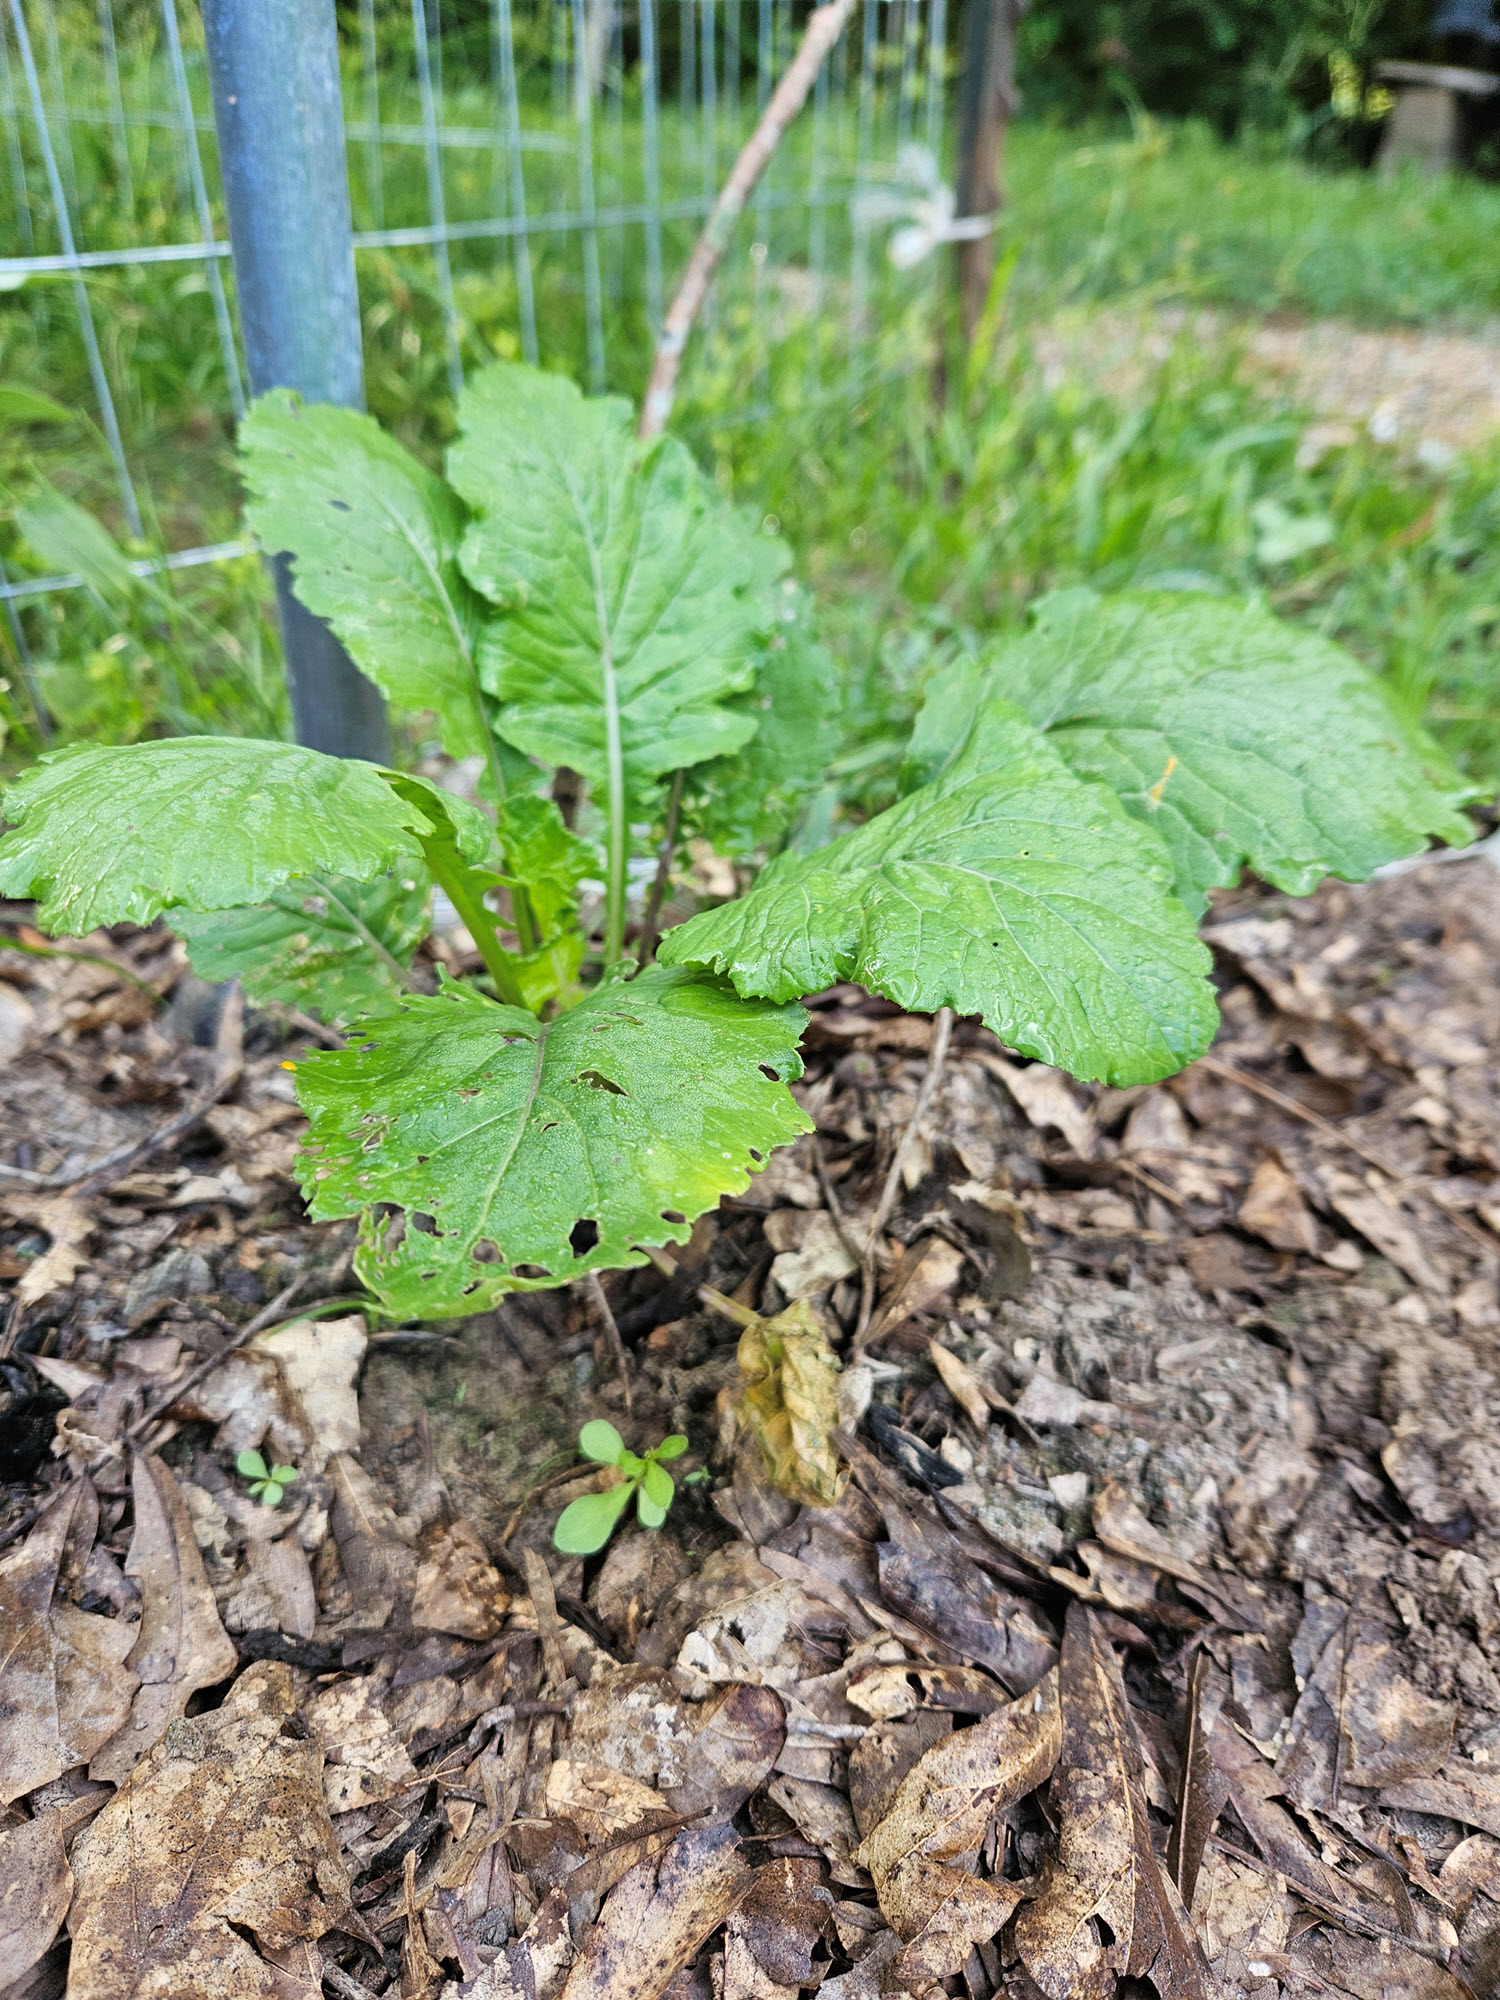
328, 1450, 416, 1631
1325, 1178, 1443, 1292
411, 1518, 510, 1641
927, 1340, 992, 1428
1239, 1158, 1319, 1254
0, 1486, 138, 1804
1014, 1604, 1212, 1999
981, 1054, 1096, 1156
68, 1660, 349, 1999
244, 1532, 317, 1641
307, 1675, 419, 1813
558, 1824, 750, 2000
855, 1671, 1059, 1977
764, 1210, 859, 1300
737, 1303, 845, 1507
90, 1453, 239, 1783
14, 1195, 92, 1307
252, 1313, 366, 1472
0, 1805, 72, 1987
545, 1759, 664, 1839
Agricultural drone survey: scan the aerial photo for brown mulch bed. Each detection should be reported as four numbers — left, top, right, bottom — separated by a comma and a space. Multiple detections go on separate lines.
2, 851, 1499, 2000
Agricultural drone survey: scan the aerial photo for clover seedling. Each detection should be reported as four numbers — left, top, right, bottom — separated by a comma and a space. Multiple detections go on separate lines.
0, 364, 1476, 1331
554, 1420, 688, 1555
236, 1448, 300, 1508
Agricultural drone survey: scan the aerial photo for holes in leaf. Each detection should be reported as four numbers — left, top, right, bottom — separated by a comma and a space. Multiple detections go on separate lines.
1091, 1918, 1116, 1949
569, 1218, 601, 1255
328, 498, 352, 513
748, 1149, 763, 1163
758, 1064, 779, 1081
660, 1210, 686, 1227
512, 1263, 552, 1280
576, 1068, 626, 1096
410, 1212, 440, 1236
471, 1238, 502, 1264
539, 1120, 559, 1133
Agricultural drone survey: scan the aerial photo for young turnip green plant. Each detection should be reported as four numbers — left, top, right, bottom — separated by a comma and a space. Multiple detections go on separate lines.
554, 1420, 688, 1553
0, 364, 1477, 1324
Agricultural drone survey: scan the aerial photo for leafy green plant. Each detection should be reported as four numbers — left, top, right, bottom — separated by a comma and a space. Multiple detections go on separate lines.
553, 1420, 688, 1553
0, 363, 1478, 1325
235, 1448, 300, 1508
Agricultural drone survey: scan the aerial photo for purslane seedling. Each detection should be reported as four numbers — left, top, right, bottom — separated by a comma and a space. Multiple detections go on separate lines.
236, 1448, 299, 1508
0, 363, 1476, 1321
554, 1421, 688, 1553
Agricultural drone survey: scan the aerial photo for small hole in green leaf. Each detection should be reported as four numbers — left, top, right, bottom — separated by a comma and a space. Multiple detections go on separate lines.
660, 1210, 685, 1226
512, 1263, 551, 1280
472, 1238, 502, 1264
570, 1218, 600, 1255
411, 1212, 439, 1236
576, 1068, 626, 1095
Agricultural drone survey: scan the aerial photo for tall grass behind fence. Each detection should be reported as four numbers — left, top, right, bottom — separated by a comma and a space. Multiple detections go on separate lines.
0, 0, 947, 747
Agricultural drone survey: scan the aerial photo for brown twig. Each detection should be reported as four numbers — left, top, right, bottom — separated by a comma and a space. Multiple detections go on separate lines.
855, 1006, 954, 1346
811, 1133, 866, 1268
637, 0, 858, 441
586, 1269, 633, 1417
636, 767, 685, 967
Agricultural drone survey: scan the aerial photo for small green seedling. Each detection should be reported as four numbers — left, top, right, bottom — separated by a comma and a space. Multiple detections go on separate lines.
236, 1448, 300, 1508
554, 1420, 688, 1555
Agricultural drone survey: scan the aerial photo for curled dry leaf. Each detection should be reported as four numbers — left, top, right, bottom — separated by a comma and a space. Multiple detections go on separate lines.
8, 1193, 94, 1308
928, 1338, 994, 1429
1014, 1603, 1213, 2000
855, 1668, 1061, 1981
0, 1484, 138, 1805
412, 1517, 511, 1641
90, 1452, 239, 1784
737, 1301, 846, 1507
1239, 1157, 1319, 1254
558, 1823, 750, 2000
67, 1659, 349, 2000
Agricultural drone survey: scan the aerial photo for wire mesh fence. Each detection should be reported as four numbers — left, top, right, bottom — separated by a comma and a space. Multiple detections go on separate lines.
0, 0, 950, 643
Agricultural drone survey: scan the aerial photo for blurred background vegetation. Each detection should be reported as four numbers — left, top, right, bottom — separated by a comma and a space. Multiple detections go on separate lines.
1, 0, 1497, 823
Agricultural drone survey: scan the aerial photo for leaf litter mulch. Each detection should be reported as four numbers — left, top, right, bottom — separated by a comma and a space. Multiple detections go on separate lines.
3, 847, 1500, 2000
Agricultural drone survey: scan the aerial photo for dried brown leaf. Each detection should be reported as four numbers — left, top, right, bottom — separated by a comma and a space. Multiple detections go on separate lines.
411, 1518, 510, 1642
1014, 1604, 1213, 1999
1380, 1761, 1500, 1840
68, 1659, 349, 1999
328, 1450, 416, 1632
90, 1452, 239, 1783
662, 1682, 786, 1822
733, 1857, 831, 1989
737, 1303, 845, 1508
1325, 1176, 1443, 1292
0, 1805, 73, 1987
251, 1312, 366, 1473
928, 1339, 992, 1429
1167, 1651, 1229, 1912
855, 1670, 1060, 1980
9, 1194, 93, 1307
1239, 1158, 1319, 1254
558, 1824, 750, 2000
848, 1710, 952, 1838
0, 1485, 138, 1804
307, 1674, 419, 1813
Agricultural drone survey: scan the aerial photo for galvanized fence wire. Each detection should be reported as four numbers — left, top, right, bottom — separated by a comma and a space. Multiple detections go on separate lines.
0, 0, 949, 609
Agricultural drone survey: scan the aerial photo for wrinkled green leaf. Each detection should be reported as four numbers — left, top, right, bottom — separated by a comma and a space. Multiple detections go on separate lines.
907, 589, 1478, 917
0, 739, 484, 937
450, 365, 765, 797
240, 391, 496, 763
578, 1420, 626, 1464
176, 869, 428, 1025
686, 561, 841, 859
295, 965, 812, 1318
640, 1459, 675, 1510
665, 701, 1217, 1086
498, 791, 596, 1009
554, 1482, 635, 1554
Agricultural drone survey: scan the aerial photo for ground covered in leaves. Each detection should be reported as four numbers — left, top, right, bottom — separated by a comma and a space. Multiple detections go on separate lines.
3, 844, 1500, 2000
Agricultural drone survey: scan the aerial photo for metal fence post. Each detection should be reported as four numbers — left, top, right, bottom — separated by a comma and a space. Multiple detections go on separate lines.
200, 0, 390, 763
954, 0, 1016, 337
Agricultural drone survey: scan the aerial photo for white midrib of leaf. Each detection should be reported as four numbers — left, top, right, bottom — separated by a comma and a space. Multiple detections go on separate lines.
311, 873, 417, 992
557, 457, 629, 967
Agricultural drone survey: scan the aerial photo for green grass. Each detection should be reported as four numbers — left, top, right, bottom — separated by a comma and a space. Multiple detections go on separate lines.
2, 47, 1499, 798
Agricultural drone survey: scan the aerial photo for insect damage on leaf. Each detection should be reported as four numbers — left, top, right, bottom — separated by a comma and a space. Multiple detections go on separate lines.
293, 966, 812, 1319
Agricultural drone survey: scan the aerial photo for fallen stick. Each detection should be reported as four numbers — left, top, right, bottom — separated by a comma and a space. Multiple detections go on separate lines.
638, 0, 858, 442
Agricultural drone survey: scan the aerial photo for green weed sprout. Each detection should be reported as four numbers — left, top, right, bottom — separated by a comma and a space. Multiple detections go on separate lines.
236, 1448, 300, 1508
554, 1420, 688, 1555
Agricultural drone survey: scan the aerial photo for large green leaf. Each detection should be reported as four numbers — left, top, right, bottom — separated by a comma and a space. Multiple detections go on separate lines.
175, 870, 429, 1025
294, 965, 812, 1318
907, 589, 1478, 917
496, 792, 596, 1010
239, 392, 506, 774
663, 701, 1217, 1086
686, 561, 841, 859
0, 738, 489, 937
449, 365, 766, 795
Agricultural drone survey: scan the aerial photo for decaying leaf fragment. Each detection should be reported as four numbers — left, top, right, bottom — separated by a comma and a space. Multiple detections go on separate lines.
68, 1659, 350, 1999
855, 1669, 1061, 1982
90, 1452, 239, 1783
558, 1823, 750, 2000
737, 1301, 846, 1506
1015, 1603, 1213, 1999
0, 1802, 75, 1987
0, 1484, 138, 1804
